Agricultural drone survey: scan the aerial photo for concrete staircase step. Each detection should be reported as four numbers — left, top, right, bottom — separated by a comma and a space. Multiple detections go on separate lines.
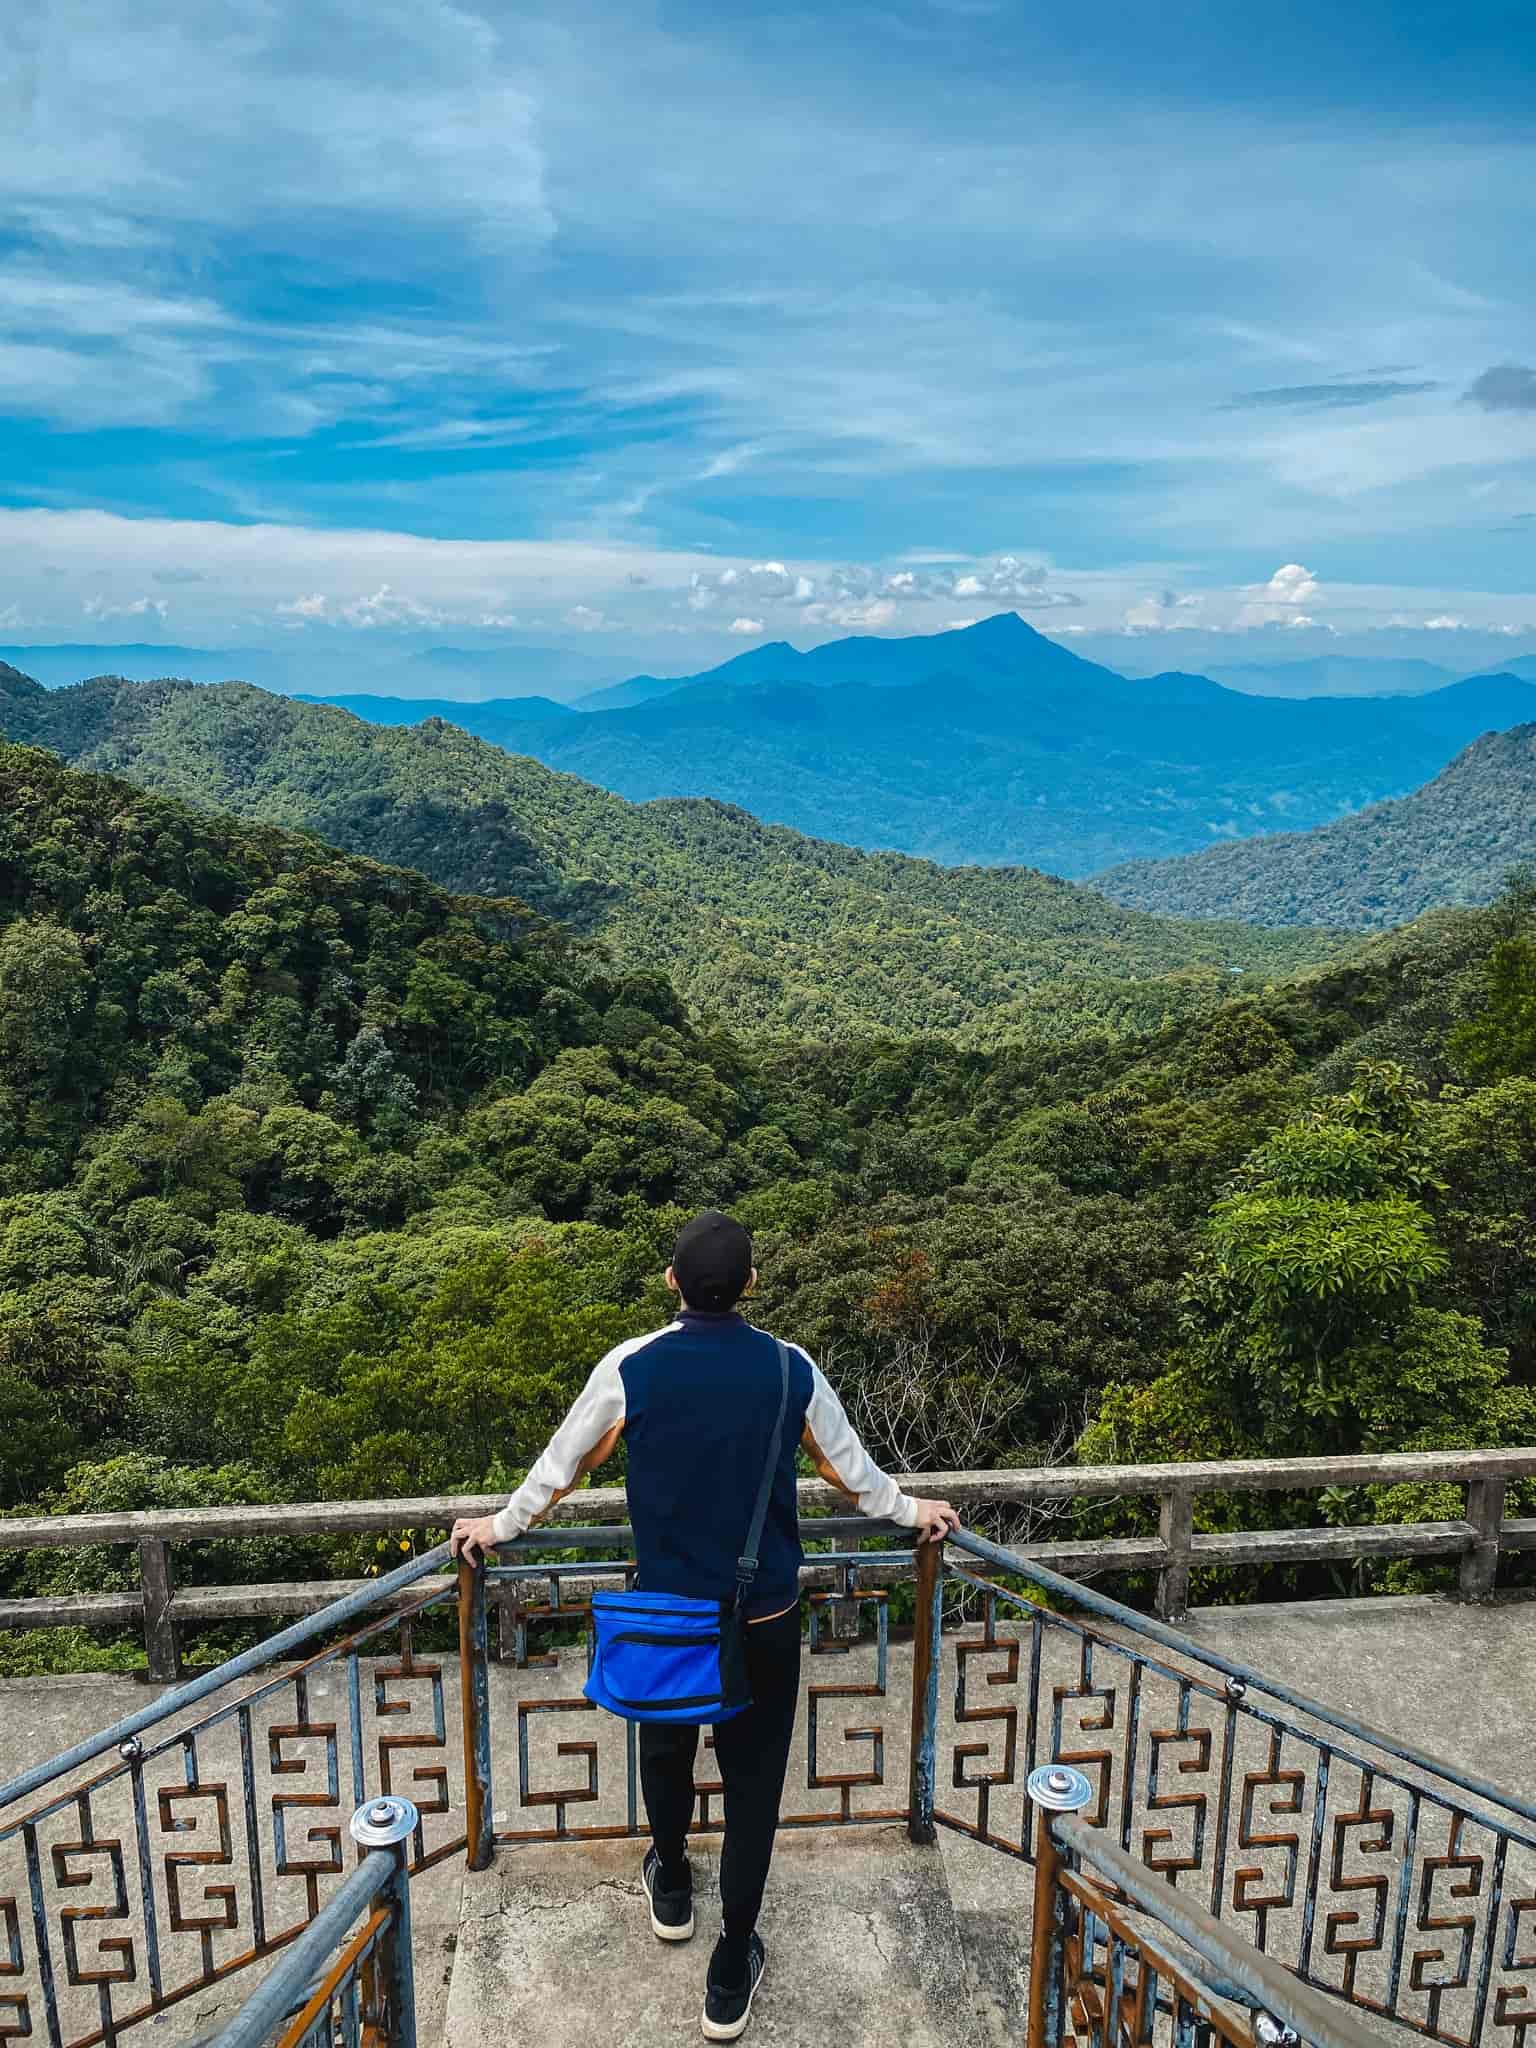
443, 1825, 997, 2048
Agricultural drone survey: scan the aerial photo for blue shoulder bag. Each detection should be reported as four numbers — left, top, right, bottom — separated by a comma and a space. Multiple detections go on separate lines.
583, 1338, 791, 1725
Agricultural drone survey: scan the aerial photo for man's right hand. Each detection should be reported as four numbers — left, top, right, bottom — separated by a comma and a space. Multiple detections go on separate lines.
910, 1498, 961, 1544
449, 1515, 501, 1566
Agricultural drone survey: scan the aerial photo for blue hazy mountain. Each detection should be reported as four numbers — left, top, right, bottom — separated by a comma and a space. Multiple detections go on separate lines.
1, 643, 280, 689
1184, 655, 1458, 698
464, 616, 1536, 873
574, 610, 1122, 709
1095, 723, 1536, 927
3, 639, 626, 705
400, 644, 628, 698
293, 692, 577, 742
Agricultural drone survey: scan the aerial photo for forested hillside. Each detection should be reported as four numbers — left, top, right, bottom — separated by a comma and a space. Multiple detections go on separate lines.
3, 742, 1534, 1666
1097, 725, 1536, 927
0, 666, 1336, 1042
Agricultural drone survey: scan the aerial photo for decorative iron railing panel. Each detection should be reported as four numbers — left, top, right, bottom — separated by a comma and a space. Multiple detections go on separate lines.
0, 1580, 456, 2048
3, 1488, 1535, 2048
482, 1536, 913, 1841
1029, 1781, 1383, 2048
934, 1537, 1536, 2048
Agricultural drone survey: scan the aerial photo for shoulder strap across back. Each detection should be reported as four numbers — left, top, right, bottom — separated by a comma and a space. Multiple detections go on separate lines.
734, 1337, 791, 1607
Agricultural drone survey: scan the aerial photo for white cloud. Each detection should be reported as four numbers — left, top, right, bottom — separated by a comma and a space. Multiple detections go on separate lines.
340, 584, 443, 630
0, 508, 731, 636
1424, 613, 1469, 629
1237, 562, 1324, 629
83, 593, 168, 621
803, 598, 897, 629
564, 604, 608, 630
1261, 563, 1320, 606
0, 603, 23, 629
1, 3, 551, 254
478, 611, 521, 629
727, 616, 764, 635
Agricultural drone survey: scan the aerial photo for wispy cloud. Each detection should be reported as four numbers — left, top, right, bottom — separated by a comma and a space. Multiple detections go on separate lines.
1464, 365, 1536, 412
0, 0, 1533, 642
1225, 380, 1440, 410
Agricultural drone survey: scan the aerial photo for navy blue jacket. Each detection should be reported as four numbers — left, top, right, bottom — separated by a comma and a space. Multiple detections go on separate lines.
492, 1308, 919, 1618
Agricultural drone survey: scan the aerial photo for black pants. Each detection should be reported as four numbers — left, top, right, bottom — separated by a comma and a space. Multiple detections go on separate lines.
638, 1605, 801, 1941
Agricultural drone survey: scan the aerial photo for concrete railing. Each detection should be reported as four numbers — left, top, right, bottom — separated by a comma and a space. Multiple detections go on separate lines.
3, 1446, 1533, 1681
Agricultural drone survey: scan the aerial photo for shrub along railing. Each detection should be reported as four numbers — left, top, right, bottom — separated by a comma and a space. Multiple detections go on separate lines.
1, 1451, 1534, 2048
1, 1447, 1533, 1681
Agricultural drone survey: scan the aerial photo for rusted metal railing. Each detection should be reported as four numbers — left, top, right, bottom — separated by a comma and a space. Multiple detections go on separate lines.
1025, 1764, 1382, 2048
207, 1796, 418, 2048
930, 1527, 1536, 2048
2, 1456, 1536, 2048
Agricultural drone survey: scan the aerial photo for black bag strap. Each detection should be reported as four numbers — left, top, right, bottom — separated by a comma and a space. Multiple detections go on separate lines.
735, 1338, 791, 1609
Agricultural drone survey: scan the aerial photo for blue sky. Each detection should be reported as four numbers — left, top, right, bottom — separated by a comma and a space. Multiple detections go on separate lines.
1, 0, 1533, 673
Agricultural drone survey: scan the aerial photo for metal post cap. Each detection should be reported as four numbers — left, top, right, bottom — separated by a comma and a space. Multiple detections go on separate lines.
1253, 2016, 1299, 2048
1026, 1764, 1095, 1812
349, 1796, 420, 1848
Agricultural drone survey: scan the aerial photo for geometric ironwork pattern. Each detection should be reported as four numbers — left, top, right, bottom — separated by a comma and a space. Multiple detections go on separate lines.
933, 1558, 1536, 2048
0, 1577, 464, 2048
487, 1559, 906, 1846
4, 1530, 1535, 2048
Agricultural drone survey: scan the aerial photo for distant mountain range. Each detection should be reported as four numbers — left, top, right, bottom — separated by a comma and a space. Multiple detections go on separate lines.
1095, 723, 1536, 928
0, 662, 1338, 1041
0, 640, 627, 702
1183, 655, 1459, 698
288, 613, 1536, 874
295, 691, 578, 737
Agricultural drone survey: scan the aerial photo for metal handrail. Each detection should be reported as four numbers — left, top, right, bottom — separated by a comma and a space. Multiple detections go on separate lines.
0, 1540, 452, 1813
210, 1851, 394, 2048
209, 1798, 419, 2048
946, 1525, 1536, 1834
1054, 1813, 1381, 2048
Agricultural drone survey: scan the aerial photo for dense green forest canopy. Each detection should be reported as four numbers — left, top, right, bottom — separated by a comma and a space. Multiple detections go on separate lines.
2, 740, 1533, 1665
1098, 724, 1536, 929
0, 665, 1340, 1042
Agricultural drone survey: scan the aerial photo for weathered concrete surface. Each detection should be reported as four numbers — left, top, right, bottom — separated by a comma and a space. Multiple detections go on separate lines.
445, 1827, 978, 2048
1179, 1591, 1536, 1804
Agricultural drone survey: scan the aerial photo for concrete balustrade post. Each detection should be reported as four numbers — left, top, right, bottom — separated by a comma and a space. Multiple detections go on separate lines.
139, 1536, 180, 1682
1460, 1477, 1506, 1602
1156, 1486, 1194, 1621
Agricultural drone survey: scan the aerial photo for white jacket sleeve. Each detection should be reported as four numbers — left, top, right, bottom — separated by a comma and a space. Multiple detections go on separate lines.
491, 1345, 628, 1543
802, 1357, 921, 1527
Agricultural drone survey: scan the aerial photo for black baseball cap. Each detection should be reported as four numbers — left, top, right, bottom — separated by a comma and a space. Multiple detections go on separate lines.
671, 1211, 753, 1312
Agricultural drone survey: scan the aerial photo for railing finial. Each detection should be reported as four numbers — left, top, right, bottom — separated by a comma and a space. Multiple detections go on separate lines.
349, 1796, 421, 1848
1027, 1764, 1094, 1813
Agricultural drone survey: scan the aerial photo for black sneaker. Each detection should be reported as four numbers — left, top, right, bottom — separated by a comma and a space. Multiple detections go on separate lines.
702, 1930, 766, 2041
641, 1847, 695, 1942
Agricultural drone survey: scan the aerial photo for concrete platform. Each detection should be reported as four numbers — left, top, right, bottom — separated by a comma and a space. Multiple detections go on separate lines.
446, 1828, 983, 2048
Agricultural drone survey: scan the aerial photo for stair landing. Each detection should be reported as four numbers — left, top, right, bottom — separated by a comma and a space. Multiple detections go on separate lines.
444, 1823, 1031, 2048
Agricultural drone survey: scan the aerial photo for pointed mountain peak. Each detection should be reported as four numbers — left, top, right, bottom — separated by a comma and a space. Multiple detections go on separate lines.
953, 610, 1044, 642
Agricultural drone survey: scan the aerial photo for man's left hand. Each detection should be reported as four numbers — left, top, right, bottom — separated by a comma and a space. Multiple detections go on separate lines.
450, 1515, 501, 1566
